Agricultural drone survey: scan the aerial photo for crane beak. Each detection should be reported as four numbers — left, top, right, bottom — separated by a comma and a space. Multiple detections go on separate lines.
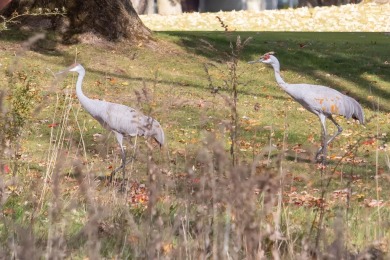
56, 63, 80, 76
55, 68, 69, 76
53, 68, 70, 81
248, 58, 263, 64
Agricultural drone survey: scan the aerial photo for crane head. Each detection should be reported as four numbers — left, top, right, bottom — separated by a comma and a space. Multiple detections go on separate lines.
248, 51, 276, 65
68, 63, 84, 72
56, 63, 85, 76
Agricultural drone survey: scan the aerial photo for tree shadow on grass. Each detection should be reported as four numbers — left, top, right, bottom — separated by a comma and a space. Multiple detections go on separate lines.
0, 29, 65, 56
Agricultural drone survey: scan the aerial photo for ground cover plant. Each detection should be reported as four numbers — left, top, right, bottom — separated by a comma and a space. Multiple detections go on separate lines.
0, 27, 389, 258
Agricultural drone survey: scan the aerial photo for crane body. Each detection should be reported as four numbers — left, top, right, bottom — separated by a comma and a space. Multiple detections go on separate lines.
60, 63, 164, 181
249, 52, 364, 161
280, 83, 363, 121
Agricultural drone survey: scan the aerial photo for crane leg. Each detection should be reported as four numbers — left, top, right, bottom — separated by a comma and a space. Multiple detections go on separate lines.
120, 149, 127, 191
315, 115, 343, 162
110, 155, 136, 182
110, 132, 127, 183
110, 164, 122, 182
326, 115, 343, 147
315, 114, 327, 162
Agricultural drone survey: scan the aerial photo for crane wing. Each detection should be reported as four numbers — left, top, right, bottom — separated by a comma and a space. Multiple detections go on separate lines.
89, 100, 165, 146
288, 84, 364, 124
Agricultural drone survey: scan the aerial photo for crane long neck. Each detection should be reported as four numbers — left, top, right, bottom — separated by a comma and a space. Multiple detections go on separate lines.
271, 61, 288, 89
75, 69, 93, 110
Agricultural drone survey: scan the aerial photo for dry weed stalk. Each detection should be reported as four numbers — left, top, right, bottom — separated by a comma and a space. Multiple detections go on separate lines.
169, 134, 281, 259
45, 160, 66, 259
39, 90, 74, 209
202, 31, 251, 166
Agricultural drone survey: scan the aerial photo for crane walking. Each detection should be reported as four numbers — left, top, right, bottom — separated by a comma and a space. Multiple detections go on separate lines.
58, 63, 164, 182
248, 52, 364, 161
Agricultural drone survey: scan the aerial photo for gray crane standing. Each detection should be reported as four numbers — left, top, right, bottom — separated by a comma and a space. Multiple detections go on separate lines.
248, 52, 364, 161
58, 63, 165, 182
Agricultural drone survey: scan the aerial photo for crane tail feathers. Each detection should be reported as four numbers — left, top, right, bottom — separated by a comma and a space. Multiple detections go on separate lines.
154, 126, 165, 147
346, 97, 365, 125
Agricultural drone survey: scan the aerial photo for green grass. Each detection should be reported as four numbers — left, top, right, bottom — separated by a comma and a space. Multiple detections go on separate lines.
0, 30, 389, 258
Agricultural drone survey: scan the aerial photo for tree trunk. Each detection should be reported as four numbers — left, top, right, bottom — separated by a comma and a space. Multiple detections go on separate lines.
199, 0, 244, 12
181, 0, 199, 12
131, 0, 147, 14
264, 0, 278, 9
1, 0, 152, 43
131, 0, 155, 14
157, 0, 182, 15
145, 0, 155, 14
247, 0, 262, 11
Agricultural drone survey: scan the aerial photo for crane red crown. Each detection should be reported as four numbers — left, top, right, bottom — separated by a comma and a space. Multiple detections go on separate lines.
262, 51, 275, 60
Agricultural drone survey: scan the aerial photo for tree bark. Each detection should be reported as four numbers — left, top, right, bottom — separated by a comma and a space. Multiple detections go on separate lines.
1, 0, 152, 43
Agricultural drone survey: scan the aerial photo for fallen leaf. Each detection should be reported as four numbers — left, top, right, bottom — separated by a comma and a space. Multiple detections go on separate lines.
162, 243, 173, 254
362, 138, 376, 146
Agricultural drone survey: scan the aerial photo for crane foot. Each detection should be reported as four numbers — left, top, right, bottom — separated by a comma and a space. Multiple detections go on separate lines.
119, 182, 127, 193
315, 151, 328, 165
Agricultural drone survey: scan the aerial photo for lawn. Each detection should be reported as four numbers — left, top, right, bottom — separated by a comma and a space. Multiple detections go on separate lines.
0, 27, 389, 258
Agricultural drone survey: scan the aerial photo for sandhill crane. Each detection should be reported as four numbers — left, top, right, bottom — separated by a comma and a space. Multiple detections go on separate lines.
58, 63, 164, 182
248, 52, 364, 161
